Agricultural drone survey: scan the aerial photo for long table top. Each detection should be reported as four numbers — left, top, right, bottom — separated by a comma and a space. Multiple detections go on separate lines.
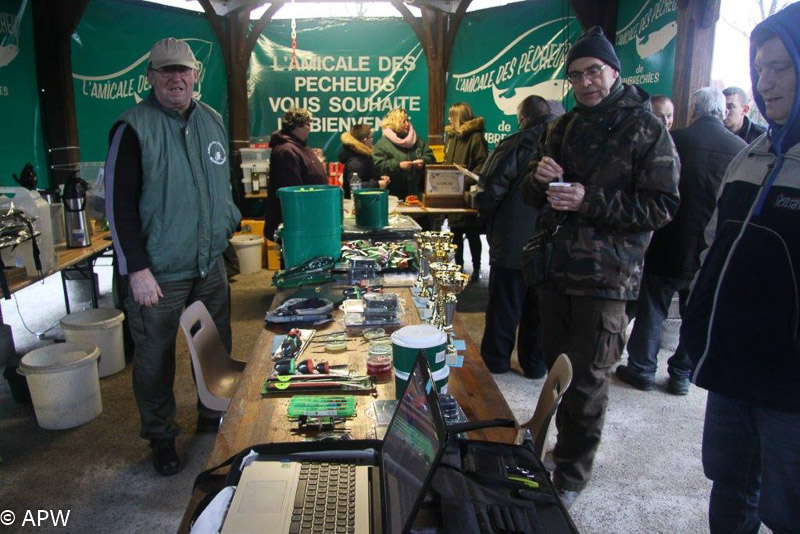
178, 285, 516, 531
7, 230, 113, 295
396, 205, 478, 216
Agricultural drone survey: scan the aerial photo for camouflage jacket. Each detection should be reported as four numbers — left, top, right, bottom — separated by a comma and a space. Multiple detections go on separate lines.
522, 84, 680, 300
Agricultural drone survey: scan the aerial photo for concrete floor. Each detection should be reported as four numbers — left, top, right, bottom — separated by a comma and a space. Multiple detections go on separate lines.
0, 243, 741, 533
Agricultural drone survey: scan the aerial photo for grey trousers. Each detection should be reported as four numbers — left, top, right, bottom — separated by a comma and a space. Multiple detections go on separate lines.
125, 257, 231, 440
538, 288, 627, 491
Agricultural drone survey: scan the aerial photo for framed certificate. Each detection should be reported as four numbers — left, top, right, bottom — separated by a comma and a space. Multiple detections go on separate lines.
425, 165, 464, 196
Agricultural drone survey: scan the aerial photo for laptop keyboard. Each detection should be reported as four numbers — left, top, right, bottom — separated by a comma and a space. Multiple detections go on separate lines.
290, 462, 358, 533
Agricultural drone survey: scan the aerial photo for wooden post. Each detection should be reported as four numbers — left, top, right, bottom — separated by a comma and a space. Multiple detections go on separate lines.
672, 0, 721, 128
569, 0, 619, 39
390, 0, 471, 146
31, 0, 89, 187
198, 0, 284, 208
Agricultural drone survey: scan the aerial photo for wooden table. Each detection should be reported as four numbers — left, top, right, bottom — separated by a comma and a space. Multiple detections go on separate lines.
395, 205, 478, 216
7, 230, 113, 296
179, 285, 517, 531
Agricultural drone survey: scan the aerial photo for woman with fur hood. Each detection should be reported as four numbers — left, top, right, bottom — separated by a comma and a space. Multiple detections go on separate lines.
373, 109, 435, 201
445, 102, 488, 281
337, 124, 390, 198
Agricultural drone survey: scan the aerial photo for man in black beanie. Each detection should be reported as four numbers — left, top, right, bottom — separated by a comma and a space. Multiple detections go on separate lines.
522, 26, 680, 507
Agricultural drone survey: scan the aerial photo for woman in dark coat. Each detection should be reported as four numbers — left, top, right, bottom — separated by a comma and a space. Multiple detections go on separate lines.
444, 102, 488, 281
264, 108, 328, 239
337, 123, 390, 198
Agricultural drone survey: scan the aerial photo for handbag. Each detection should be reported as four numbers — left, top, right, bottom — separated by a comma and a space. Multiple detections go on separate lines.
521, 228, 554, 288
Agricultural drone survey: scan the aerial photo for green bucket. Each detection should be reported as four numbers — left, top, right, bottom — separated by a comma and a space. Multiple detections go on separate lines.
391, 325, 447, 375
353, 188, 388, 229
278, 185, 343, 268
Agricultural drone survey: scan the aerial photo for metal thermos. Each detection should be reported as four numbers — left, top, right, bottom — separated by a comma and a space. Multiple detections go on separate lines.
63, 174, 92, 248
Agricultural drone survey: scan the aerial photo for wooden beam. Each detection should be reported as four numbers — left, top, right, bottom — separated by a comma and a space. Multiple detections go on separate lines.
31, 0, 90, 187
672, 0, 721, 128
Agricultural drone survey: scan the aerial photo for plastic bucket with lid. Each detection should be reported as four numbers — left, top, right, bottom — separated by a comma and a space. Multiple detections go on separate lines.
353, 189, 389, 229
391, 324, 447, 375
18, 342, 102, 429
60, 308, 125, 378
230, 234, 265, 274
278, 185, 343, 268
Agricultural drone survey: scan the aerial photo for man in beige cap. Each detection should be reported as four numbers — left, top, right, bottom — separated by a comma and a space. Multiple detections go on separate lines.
104, 38, 240, 476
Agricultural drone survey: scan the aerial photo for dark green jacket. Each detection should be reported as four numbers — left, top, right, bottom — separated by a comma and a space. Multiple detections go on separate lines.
373, 136, 435, 199
522, 84, 680, 300
444, 117, 488, 174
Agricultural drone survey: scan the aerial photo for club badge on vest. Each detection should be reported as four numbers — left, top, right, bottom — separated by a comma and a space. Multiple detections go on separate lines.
208, 141, 227, 165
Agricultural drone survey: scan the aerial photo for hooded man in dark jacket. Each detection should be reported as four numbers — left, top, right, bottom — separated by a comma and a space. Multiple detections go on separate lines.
681, 5, 800, 531
522, 26, 680, 507
477, 95, 558, 378
617, 88, 746, 396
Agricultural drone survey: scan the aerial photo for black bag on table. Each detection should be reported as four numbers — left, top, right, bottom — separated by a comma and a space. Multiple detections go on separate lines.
429, 419, 578, 534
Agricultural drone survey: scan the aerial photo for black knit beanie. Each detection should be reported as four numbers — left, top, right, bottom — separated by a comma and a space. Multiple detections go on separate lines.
566, 26, 621, 72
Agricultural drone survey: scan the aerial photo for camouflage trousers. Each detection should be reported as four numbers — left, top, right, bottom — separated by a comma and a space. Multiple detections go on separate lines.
538, 288, 627, 491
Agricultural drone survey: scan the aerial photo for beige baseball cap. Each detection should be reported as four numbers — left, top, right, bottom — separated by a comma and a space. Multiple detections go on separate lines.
148, 38, 197, 70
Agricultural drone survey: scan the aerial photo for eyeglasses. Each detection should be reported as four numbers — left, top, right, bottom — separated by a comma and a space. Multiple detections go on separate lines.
566, 64, 606, 84
151, 65, 193, 76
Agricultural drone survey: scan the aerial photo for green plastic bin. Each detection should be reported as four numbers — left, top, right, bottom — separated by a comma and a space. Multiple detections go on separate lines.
353, 188, 389, 229
277, 185, 343, 268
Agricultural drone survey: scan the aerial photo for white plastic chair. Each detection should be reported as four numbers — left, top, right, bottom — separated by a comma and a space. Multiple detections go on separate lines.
179, 301, 245, 412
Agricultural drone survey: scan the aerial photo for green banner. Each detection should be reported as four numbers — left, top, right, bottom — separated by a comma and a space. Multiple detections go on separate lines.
615, 0, 678, 98
72, 0, 227, 162
446, 1, 582, 150
249, 19, 428, 164
0, 0, 47, 187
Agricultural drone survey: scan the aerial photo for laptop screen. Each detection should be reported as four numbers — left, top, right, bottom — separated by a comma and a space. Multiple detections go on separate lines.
381, 356, 447, 534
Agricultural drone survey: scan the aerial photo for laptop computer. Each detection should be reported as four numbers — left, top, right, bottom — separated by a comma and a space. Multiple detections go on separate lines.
221, 353, 448, 534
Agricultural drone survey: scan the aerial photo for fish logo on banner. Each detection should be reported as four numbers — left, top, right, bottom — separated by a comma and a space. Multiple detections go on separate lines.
72, 38, 213, 104
636, 21, 677, 59
0, 2, 24, 68
616, 0, 678, 60
451, 18, 578, 116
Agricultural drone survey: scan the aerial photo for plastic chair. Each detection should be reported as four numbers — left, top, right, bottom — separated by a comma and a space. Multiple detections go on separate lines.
515, 353, 573, 460
179, 301, 246, 412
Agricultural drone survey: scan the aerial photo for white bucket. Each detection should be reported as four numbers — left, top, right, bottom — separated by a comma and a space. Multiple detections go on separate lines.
18, 342, 102, 430
230, 234, 265, 274
60, 308, 125, 378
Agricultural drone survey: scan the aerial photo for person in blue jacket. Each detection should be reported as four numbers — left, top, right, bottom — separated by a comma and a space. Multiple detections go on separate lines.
681, 4, 800, 532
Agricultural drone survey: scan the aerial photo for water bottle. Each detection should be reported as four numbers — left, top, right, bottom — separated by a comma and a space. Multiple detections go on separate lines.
251, 165, 260, 192
350, 172, 362, 195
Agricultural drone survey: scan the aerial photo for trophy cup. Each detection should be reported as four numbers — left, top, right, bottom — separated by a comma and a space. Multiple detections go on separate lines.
432, 269, 470, 364
428, 261, 462, 328
421, 244, 458, 302
414, 231, 454, 294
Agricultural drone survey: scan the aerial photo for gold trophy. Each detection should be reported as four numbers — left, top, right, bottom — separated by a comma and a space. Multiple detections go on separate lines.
431, 269, 470, 364
429, 262, 463, 328
414, 231, 453, 294
421, 244, 457, 301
